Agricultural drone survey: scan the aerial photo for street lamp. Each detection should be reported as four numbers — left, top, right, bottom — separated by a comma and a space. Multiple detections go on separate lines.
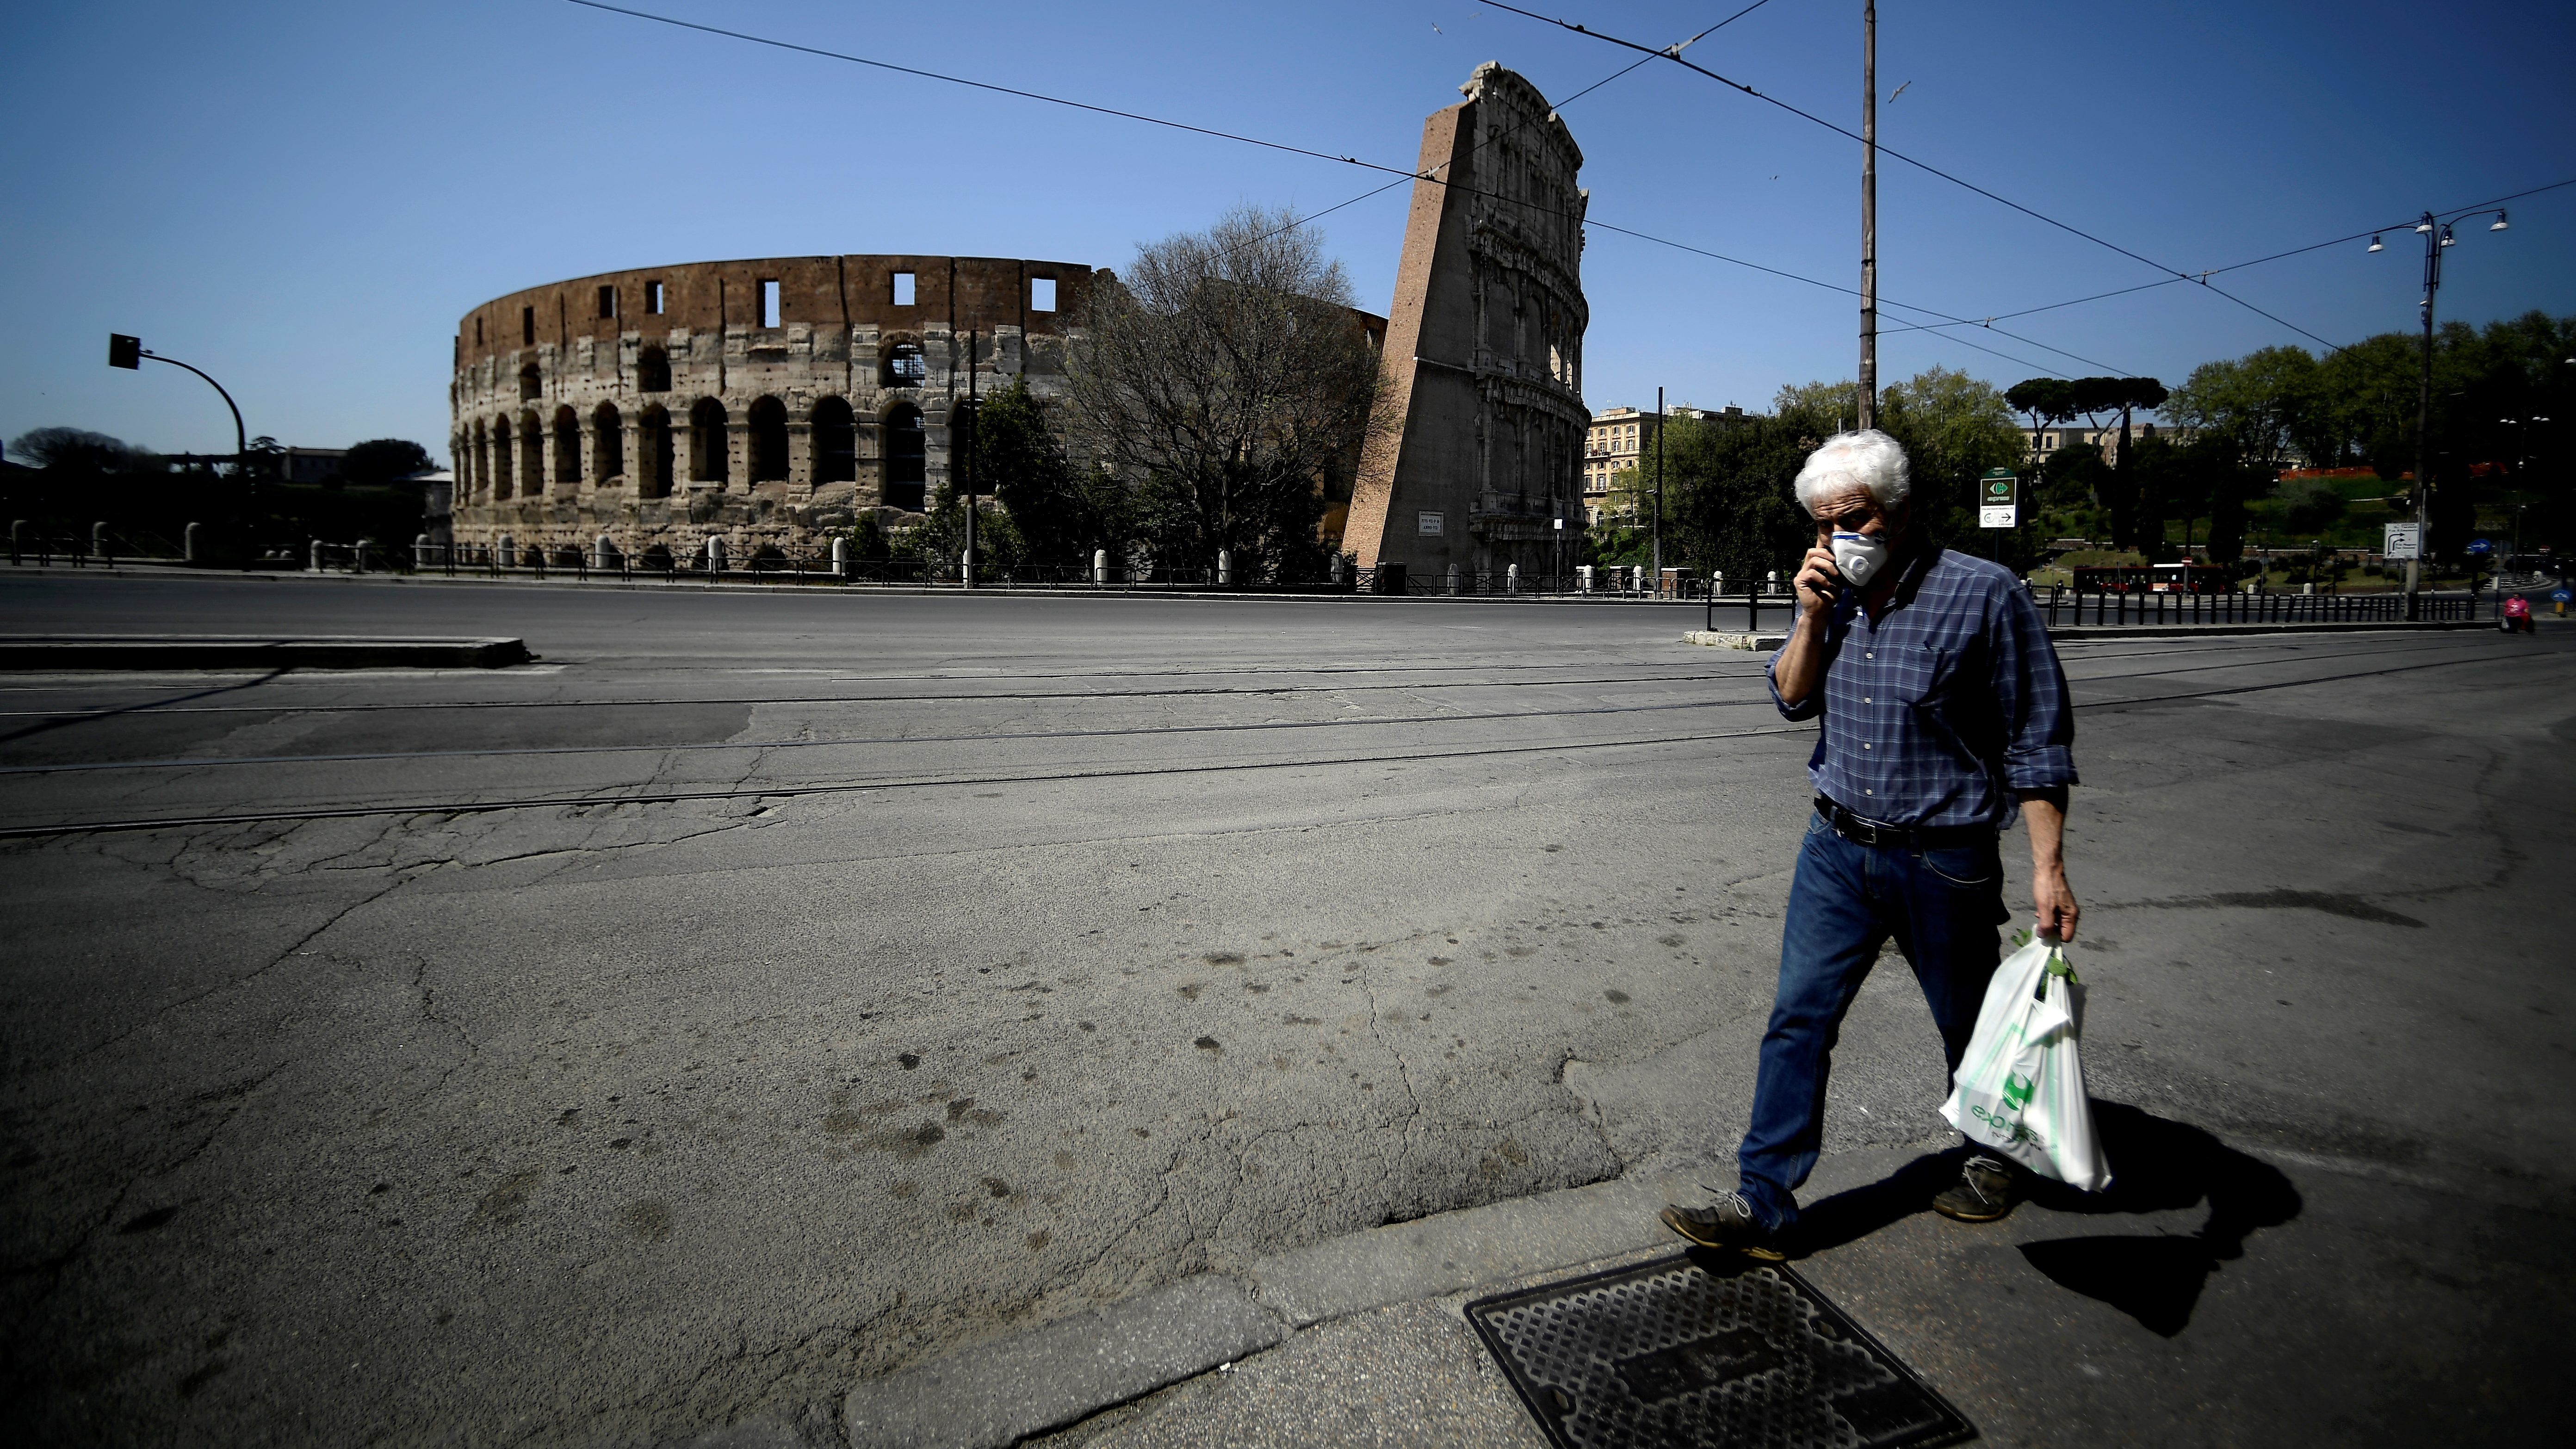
2376, 208, 2509, 618
107, 334, 246, 476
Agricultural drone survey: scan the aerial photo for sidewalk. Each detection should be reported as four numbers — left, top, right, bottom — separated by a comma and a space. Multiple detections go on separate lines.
800, 1115, 2570, 1449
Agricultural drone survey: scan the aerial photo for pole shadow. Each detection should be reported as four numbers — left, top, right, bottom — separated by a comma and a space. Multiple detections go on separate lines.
1790, 1101, 2302, 1338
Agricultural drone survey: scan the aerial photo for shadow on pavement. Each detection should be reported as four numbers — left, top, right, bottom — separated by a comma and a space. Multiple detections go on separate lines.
1793, 1101, 2303, 1337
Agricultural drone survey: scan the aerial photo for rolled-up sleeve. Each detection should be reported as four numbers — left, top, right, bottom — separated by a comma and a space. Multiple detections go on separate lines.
1765, 647, 1823, 721
1993, 582, 2077, 790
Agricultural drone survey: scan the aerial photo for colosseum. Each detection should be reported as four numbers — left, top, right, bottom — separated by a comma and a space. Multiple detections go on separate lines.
449, 255, 1095, 563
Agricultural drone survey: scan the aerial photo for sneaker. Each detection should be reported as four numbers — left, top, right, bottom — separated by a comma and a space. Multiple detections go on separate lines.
1931, 1153, 2025, 1223
1659, 1189, 1787, 1260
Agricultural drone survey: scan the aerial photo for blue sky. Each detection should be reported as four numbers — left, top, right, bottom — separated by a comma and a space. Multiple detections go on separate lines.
4, 0, 2570, 462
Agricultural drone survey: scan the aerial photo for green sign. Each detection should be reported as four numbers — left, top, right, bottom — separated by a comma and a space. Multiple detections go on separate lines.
1981, 469, 2018, 504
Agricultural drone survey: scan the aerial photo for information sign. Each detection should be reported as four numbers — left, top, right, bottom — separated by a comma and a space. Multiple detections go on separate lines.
1417, 511, 1444, 538
2383, 522, 2422, 560
1979, 470, 2018, 530
2467, 538, 2493, 555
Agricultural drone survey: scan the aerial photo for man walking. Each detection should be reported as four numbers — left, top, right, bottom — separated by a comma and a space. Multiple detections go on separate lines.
1662, 430, 2080, 1259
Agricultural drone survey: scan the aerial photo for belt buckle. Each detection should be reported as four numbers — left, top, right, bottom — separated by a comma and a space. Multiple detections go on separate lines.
1839, 810, 1882, 847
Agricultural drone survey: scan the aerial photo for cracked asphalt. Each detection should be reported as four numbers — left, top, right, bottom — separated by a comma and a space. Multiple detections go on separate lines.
1, 573, 2570, 1447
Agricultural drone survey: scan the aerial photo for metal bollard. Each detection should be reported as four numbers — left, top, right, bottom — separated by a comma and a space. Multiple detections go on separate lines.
186, 521, 204, 565
1218, 549, 1232, 587
310, 539, 325, 573
353, 537, 374, 574
1446, 563, 1460, 594
1506, 563, 1519, 595
706, 536, 726, 575
1095, 548, 1110, 586
831, 537, 850, 579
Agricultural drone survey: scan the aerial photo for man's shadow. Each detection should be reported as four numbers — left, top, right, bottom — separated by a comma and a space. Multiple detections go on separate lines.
1789, 1102, 2302, 1337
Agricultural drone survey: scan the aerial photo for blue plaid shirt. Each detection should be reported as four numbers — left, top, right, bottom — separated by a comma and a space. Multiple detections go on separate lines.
1767, 545, 2075, 829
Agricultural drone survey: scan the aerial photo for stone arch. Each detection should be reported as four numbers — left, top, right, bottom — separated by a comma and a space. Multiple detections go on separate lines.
748, 396, 789, 483
883, 402, 926, 511
883, 341, 926, 390
552, 406, 580, 486
689, 398, 729, 484
518, 409, 545, 495
811, 396, 856, 483
593, 402, 624, 483
637, 345, 671, 394
640, 542, 675, 570
491, 415, 514, 500
638, 405, 671, 498
519, 362, 542, 401
470, 420, 489, 500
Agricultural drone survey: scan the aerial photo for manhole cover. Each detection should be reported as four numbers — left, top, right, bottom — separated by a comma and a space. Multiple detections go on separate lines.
1464, 1250, 1974, 1449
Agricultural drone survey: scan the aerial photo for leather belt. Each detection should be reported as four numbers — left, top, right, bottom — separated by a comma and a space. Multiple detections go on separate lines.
1814, 796, 1994, 850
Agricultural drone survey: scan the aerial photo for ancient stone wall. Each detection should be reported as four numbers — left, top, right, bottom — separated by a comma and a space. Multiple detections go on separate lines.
448, 255, 1096, 561
1344, 63, 1590, 576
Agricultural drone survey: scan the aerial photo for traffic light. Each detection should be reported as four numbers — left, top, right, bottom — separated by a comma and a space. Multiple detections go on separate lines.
108, 334, 142, 370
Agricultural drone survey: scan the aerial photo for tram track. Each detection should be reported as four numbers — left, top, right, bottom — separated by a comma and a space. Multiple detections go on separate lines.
0, 642, 2546, 840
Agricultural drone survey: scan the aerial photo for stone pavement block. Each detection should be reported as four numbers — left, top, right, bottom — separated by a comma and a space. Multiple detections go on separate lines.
841, 1275, 1284, 1449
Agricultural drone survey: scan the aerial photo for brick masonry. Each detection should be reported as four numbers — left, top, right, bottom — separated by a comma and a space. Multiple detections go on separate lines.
1344, 64, 1591, 576
448, 255, 1095, 561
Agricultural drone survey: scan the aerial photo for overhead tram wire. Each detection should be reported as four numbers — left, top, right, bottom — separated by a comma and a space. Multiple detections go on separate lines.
1879, 174, 2576, 341
1475, 0, 2351, 352
561, 0, 2136, 381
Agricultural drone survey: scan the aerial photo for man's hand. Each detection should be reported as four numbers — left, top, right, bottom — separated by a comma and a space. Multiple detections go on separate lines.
1793, 544, 1840, 613
2019, 788, 2080, 942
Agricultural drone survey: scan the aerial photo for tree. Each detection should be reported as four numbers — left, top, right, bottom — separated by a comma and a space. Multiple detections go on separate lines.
2004, 378, 2077, 454
9, 427, 150, 473
1065, 205, 1381, 583
1660, 411, 1815, 584
341, 439, 435, 489
976, 377, 1134, 569
2045, 376, 2169, 552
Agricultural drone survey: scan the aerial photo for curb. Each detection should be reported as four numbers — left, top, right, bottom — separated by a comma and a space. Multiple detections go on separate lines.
0, 635, 533, 670
2042, 620, 2494, 638
842, 1275, 1283, 1449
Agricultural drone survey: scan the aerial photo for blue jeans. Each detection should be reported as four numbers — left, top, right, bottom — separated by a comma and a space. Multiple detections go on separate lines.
1735, 809, 2010, 1231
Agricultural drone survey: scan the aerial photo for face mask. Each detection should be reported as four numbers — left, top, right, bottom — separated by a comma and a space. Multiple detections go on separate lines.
1831, 531, 1888, 588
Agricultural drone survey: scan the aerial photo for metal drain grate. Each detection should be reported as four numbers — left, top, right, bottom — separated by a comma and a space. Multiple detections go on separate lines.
1464, 1251, 1975, 1449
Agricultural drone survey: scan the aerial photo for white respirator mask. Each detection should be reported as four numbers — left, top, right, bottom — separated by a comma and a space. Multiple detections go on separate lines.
1830, 531, 1889, 588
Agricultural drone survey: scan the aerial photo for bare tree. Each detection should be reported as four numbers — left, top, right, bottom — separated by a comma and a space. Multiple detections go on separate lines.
1065, 206, 1381, 581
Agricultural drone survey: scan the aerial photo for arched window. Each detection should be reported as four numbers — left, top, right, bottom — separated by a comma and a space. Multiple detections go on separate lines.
748, 396, 788, 483
885, 343, 926, 389
690, 398, 729, 484
519, 412, 545, 495
811, 396, 856, 483
553, 406, 580, 486
593, 403, 624, 482
637, 345, 670, 394
638, 405, 670, 498
519, 363, 542, 401
470, 421, 487, 499
491, 416, 514, 500
884, 403, 926, 512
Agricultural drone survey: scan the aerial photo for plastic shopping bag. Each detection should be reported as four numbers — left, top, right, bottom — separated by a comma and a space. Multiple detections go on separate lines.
1938, 935, 2112, 1191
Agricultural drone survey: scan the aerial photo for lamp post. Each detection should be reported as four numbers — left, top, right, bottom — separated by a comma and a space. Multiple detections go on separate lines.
2380, 209, 2508, 619
107, 334, 246, 480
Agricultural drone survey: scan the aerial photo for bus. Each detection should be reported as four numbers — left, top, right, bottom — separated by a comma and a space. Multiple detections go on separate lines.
2069, 562, 2231, 594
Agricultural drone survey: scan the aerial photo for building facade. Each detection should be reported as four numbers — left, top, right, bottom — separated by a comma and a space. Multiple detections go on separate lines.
448, 255, 1095, 561
1582, 403, 1748, 523
1343, 63, 1591, 577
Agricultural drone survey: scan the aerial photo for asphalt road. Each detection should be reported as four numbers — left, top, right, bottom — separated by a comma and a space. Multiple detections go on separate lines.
1, 571, 2570, 1447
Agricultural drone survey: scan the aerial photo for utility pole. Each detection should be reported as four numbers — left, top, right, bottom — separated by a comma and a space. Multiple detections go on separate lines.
1652, 385, 1664, 584
2371, 206, 2506, 618
2405, 215, 2439, 621
1856, 0, 1878, 433
963, 328, 978, 590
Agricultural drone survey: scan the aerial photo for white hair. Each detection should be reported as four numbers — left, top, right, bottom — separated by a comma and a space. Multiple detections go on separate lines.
1793, 429, 1911, 515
